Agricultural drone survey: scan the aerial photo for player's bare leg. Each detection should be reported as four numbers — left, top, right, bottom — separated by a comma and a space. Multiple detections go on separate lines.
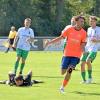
60, 66, 73, 93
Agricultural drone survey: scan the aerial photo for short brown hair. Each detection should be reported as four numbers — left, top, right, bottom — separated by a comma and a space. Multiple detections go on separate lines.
75, 15, 85, 21
15, 75, 23, 81
89, 16, 97, 21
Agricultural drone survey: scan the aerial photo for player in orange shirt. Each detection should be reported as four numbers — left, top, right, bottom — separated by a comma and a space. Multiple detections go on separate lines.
45, 15, 87, 93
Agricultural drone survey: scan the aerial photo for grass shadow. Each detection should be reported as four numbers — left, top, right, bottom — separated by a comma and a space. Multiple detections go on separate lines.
90, 82, 100, 85
72, 91, 100, 96
32, 75, 63, 79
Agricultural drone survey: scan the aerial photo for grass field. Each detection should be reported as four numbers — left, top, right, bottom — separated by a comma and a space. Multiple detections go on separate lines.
0, 51, 100, 100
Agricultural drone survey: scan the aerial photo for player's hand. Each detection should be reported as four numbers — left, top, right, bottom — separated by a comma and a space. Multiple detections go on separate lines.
44, 40, 50, 48
12, 44, 16, 50
83, 52, 88, 55
26, 38, 34, 43
26, 38, 31, 43
12, 46, 16, 51
91, 37, 97, 43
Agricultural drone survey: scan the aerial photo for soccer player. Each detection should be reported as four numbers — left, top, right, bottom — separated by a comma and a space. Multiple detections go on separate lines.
0, 70, 43, 86
5, 26, 17, 53
45, 15, 87, 93
13, 18, 34, 74
63, 16, 76, 49
14, 70, 43, 86
80, 16, 100, 84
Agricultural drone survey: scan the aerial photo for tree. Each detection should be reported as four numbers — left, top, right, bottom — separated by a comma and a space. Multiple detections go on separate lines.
67, 0, 94, 15
0, 0, 97, 36
55, 0, 64, 34
93, 0, 100, 17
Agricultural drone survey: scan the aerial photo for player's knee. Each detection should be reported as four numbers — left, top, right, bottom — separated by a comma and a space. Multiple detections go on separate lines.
22, 59, 26, 63
67, 66, 73, 74
86, 59, 91, 64
17, 57, 20, 61
81, 61, 86, 67
68, 68, 73, 73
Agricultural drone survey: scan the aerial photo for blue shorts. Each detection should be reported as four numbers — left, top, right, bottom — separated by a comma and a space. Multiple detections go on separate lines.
61, 56, 80, 69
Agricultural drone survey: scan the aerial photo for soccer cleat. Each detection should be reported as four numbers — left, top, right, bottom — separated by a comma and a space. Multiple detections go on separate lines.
60, 86, 65, 93
86, 78, 92, 84
80, 80, 87, 84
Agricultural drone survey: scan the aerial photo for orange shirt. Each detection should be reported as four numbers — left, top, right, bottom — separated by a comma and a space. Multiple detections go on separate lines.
61, 27, 87, 58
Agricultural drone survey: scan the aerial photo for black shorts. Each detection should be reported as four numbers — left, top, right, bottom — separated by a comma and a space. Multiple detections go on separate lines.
9, 39, 14, 45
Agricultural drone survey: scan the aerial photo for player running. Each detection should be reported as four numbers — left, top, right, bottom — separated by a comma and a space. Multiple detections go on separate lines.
45, 15, 87, 93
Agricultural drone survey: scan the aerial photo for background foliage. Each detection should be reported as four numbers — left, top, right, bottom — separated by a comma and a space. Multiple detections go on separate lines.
0, 0, 100, 36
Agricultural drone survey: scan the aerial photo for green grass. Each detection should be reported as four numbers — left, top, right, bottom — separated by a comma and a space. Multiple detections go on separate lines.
0, 51, 100, 100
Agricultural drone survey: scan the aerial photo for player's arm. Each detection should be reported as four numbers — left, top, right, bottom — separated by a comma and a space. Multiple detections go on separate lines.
27, 37, 34, 43
45, 27, 70, 48
91, 29, 100, 43
91, 37, 100, 43
6, 32, 11, 42
44, 26, 70, 48
12, 33, 19, 48
45, 35, 64, 47
96, 40, 100, 42
81, 42, 86, 53
14, 31, 17, 39
81, 31, 87, 53
30, 37, 34, 43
